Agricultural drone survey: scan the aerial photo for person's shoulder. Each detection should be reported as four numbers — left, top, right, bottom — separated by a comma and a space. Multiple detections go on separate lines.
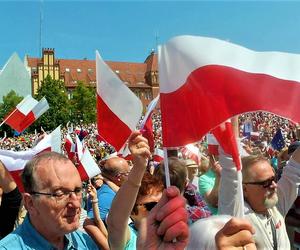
70, 230, 99, 249
100, 184, 116, 194
0, 232, 24, 249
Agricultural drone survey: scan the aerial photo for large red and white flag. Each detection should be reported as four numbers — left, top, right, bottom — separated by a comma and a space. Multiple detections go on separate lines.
96, 51, 143, 151
3, 96, 49, 133
0, 126, 61, 191
159, 35, 300, 147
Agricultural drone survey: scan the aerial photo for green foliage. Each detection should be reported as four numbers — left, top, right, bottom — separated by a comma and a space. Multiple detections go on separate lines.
33, 75, 71, 131
0, 90, 23, 135
70, 81, 96, 124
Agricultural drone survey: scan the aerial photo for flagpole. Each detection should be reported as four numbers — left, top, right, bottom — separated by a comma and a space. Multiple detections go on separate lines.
0, 108, 18, 128
163, 147, 171, 188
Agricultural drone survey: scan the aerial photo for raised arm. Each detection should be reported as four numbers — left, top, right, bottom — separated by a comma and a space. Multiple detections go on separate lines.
0, 160, 17, 193
107, 131, 150, 250
277, 146, 300, 215
86, 184, 108, 237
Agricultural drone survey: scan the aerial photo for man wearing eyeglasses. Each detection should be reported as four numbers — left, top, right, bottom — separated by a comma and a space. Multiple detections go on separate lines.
0, 151, 98, 250
219, 148, 300, 249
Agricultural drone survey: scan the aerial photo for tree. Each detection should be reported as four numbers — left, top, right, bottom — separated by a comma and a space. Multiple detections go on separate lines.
70, 81, 96, 124
0, 90, 23, 136
33, 75, 70, 131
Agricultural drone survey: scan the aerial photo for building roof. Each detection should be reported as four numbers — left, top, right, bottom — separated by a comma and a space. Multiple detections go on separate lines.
0, 52, 31, 99
27, 52, 158, 88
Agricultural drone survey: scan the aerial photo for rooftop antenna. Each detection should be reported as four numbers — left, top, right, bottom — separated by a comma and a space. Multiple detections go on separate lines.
155, 30, 159, 52
39, 0, 44, 57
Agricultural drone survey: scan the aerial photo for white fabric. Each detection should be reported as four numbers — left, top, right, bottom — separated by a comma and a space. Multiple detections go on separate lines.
16, 95, 38, 115
159, 35, 300, 93
32, 97, 49, 118
96, 51, 142, 130
80, 148, 101, 178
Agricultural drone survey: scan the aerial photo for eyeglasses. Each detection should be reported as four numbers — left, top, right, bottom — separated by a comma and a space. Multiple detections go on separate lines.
30, 187, 83, 204
139, 201, 158, 211
243, 176, 276, 189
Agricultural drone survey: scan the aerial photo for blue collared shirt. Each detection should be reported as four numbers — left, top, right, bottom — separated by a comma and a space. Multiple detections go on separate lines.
0, 215, 99, 249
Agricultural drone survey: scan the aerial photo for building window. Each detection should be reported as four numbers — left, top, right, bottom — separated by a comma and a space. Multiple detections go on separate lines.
77, 68, 81, 73
115, 70, 120, 74
66, 68, 70, 72
88, 68, 93, 73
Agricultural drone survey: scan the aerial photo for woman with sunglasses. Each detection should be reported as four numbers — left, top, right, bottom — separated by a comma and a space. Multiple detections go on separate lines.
106, 131, 189, 250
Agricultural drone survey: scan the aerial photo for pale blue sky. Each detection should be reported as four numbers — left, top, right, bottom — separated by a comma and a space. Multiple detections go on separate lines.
1, 1, 300, 67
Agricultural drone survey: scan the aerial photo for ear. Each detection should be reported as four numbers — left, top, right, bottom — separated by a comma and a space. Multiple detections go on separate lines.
23, 193, 38, 216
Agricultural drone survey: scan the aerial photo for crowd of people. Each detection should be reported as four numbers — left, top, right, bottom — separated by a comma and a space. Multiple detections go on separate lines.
0, 110, 300, 249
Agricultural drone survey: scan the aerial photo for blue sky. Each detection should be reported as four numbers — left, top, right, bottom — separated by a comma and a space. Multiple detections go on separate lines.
1, 1, 300, 67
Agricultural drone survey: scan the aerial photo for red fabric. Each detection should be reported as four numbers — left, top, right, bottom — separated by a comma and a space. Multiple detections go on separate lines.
97, 95, 131, 151
76, 162, 89, 181
208, 144, 219, 156
212, 121, 241, 170
141, 114, 155, 153
160, 65, 300, 148
64, 137, 76, 160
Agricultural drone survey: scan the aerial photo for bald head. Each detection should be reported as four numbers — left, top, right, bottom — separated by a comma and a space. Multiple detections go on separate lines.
102, 157, 130, 185
103, 157, 129, 175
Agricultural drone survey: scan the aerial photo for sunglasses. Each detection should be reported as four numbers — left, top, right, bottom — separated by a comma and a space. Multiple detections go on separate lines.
140, 201, 158, 211
243, 176, 276, 188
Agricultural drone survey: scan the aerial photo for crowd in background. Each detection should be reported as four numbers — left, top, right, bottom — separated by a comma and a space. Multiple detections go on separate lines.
0, 110, 300, 249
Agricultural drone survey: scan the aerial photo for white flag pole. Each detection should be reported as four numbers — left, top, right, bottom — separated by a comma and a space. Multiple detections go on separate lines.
163, 147, 171, 188
0, 108, 18, 127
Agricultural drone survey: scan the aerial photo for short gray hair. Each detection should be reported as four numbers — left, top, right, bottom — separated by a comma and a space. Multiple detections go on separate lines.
21, 151, 69, 193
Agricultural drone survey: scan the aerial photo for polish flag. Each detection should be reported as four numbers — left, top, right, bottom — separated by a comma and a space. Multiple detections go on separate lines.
159, 35, 300, 148
64, 134, 76, 161
180, 144, 201, 165
153, 148, 164, 163
77, 148, 101, 181
75, 134, 100, 181
212, 121, 242, 170
207, 134, 219, 156
140, 95, 160, 153
96, 51, 143, 151
0, 126, 61, 191
141, 117, 154, 153
3, 96, 49, 133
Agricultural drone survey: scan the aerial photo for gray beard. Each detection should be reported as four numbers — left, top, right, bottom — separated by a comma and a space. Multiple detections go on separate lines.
264, 191, 278, 209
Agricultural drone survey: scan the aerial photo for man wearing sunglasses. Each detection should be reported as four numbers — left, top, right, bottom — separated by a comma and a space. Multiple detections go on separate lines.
219, 147, 300, 249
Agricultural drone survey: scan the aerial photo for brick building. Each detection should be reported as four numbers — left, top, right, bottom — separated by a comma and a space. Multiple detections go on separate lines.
25, 48, 159, 108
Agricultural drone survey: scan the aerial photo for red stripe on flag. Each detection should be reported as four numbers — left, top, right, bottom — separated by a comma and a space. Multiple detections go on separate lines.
5, 109, 27, 132
10, 170, 24, 192
161, 65, 300, 147
97, 95, 131, 151
17, 112, 36, 133
76, 163, 89, 181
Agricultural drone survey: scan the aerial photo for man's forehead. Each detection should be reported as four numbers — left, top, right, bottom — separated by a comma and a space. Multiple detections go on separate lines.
35, 158, 78, 183
249, 160, 273, 178
106, 157, 128, 168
